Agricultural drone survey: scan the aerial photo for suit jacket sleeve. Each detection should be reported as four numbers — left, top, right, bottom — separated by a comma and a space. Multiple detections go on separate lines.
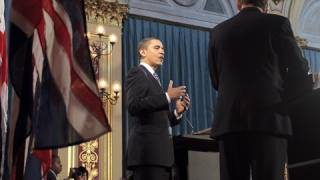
272, 18, 313, 100
168, 111, 180, 127
208, 29, 219, 90
126, 68, 169, 116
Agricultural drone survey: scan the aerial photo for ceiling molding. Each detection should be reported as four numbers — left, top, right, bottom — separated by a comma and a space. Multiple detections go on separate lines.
298, 0, 320, 49
128, 0, 235, 28
85, 0, 128, 26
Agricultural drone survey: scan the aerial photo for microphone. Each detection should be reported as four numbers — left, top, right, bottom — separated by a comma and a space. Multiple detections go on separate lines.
180, 93, 190, 110
184, 116, 194, 133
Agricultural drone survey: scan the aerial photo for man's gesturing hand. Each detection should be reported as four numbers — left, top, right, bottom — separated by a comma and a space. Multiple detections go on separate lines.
167, 80, 186, 100
176, 94, 190, 115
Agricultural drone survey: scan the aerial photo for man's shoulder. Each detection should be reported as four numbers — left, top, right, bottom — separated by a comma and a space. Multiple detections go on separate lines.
208, 20, 230, 38
210, 17, 233, 32
224, 12, 288, 25
127, 65, 148, 78
128, 66, 141, 72
261, 13, 292, 32
263, 13, 289, 23
128, 65, 145, 74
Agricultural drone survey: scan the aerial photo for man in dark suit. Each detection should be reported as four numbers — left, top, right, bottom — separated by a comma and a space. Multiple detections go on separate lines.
208, 0, 312, 180
47, 155, 62, 180
126, 37, 190, 180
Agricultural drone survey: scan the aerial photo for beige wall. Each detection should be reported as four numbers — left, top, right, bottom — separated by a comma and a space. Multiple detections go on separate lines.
58, 146, 77, 179
288, 0, 305, 35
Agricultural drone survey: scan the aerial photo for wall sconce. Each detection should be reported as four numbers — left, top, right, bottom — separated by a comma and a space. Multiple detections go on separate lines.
88, 25, 120, 105
97, 80, 121, 105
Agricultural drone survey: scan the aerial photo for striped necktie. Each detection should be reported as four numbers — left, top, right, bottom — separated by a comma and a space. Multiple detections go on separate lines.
153, 73, 161, 86
153, 73, 172, 135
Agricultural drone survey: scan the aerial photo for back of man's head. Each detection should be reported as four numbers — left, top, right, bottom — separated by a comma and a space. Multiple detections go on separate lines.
239, 0, 268, 10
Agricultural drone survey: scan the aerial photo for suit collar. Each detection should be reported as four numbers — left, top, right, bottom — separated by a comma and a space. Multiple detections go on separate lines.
138, 65, 163, 89
140, 62, 156, 75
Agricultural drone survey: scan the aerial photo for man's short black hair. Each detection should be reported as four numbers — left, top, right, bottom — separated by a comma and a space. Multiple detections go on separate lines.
240, 0, 268, 10
137, 37, 161, 59
70, 166, 88, 178
77, 166, 88, 175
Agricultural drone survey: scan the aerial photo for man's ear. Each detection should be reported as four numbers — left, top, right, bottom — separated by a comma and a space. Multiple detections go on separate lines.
236, 0, 242, 11
139, 49, 146, 57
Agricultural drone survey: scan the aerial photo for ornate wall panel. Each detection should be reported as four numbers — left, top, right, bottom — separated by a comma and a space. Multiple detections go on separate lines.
299, 0, 320, 49
85, 0, 128, 26
268, 0, 292, 16
78, 140, 100, 179
129, 0, 237, 28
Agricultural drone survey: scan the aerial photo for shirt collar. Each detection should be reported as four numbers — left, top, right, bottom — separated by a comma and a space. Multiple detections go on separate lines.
140, 62, 155, 75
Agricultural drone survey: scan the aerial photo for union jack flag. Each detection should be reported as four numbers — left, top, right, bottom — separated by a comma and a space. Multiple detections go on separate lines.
0, 0, 8, 177
5, 0, 111, 178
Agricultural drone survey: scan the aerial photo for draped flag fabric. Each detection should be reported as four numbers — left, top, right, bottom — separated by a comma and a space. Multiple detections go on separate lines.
0, 0, 8, 177
6, 0, 111, 178
24, 149, 52, 180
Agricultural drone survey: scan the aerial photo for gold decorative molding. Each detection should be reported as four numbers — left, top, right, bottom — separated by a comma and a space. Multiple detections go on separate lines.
283, 162, 288, 180
295, 36, 308, 47
272, 0, 283, 5
79, 140, 99, 180
268, 0, 286, 15
84, 0, 128, 26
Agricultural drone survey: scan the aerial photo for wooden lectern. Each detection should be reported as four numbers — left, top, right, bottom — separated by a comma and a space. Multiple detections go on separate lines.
288, 88, 320, 180
173, 129, 218, 180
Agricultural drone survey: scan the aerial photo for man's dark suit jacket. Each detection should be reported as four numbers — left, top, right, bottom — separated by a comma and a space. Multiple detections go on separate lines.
125, 65, 180, 169
208, 7, 311, 138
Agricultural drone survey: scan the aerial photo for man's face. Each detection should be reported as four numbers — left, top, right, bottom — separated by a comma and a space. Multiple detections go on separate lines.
140, 39, 165, 69
52, 157, 62, 174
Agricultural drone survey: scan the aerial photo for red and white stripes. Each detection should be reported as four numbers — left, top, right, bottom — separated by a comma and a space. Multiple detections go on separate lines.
41, 0, 108, 136
0, 0, 8, 177
11, 0, 109, 141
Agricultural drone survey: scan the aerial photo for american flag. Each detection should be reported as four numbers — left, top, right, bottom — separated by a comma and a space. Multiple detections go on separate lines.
0, 0, 8, 177
6, 0, 111, 178
24, 149, 52, 180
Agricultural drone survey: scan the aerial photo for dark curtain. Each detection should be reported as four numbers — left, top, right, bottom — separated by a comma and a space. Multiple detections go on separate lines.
122, 15, 217, 143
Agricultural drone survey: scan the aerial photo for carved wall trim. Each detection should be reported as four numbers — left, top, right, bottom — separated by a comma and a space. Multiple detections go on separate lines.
79, 140, 99, 180
272, 0, 283, 5
298, 0, 320, 49
85, 0, 128, 26
268, 0, 292, 17
129, 0, 236, 28
173, 0, 199, 7
295, 36, 308, 47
